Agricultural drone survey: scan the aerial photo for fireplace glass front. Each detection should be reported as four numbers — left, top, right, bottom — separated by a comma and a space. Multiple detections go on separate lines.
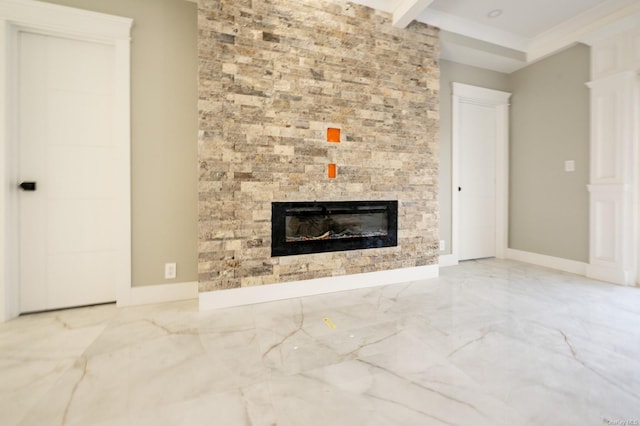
271, 201, 398, 256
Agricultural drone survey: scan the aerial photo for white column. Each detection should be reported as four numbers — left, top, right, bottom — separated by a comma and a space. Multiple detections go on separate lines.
586, 29, 640, 286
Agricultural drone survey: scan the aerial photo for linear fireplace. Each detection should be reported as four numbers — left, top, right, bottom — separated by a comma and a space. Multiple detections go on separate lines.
271, 201, 398, 257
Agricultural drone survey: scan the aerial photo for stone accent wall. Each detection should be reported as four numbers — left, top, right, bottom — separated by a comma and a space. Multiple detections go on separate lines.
198, 0, 440, 292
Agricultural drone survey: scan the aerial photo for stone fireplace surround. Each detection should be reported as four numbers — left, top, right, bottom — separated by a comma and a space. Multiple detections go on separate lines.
197, 0, 440, 306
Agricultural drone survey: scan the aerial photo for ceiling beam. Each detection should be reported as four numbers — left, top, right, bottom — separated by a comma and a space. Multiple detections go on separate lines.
392, 0, 434, 28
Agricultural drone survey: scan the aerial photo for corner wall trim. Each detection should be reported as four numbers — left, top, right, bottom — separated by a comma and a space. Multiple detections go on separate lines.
119, 281, 198, 307
199, 265, 439, 311
505, 248, 588, 276
586, 264, 635, 286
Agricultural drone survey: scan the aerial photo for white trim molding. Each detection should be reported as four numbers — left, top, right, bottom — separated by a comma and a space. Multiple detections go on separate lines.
199, 265, 439, 311
505, 249, 588, 277
123, 281, 198, 307
0, 0, 132, 321
451, 83, 511, 266
529, 0, 640, 64
586, 184, 636, 286
0, 0, 132, 40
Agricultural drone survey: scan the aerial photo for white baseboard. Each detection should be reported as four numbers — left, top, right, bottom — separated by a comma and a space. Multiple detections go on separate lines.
586, 264, 635, 286
439, 254, 458, 267
505, 249, 588, 276
199, 265, 439, 311
118, 281, 198, 307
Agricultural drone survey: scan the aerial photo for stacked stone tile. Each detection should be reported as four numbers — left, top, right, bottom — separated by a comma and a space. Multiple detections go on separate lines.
198, 0, 440, 291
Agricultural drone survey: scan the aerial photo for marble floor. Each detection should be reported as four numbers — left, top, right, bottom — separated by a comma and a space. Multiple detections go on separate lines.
1, 259, 640, 426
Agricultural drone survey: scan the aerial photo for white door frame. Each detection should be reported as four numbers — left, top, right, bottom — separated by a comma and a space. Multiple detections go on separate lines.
0, 0, 132, 321
449, 82, 511, 265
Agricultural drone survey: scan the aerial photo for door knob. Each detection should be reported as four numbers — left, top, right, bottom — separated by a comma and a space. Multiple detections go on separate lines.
19, 182, 37, 191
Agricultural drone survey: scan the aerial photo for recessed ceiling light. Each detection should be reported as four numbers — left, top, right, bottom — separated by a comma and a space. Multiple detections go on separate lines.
487, 9, 503, 18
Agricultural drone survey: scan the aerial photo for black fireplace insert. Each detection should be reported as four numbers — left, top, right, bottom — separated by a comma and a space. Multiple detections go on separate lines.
271, 200, 398, 256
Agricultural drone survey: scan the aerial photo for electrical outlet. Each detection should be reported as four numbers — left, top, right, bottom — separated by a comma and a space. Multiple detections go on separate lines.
564, 160, 575, 172
164, 262, 177, 279
439, 240, 445, 251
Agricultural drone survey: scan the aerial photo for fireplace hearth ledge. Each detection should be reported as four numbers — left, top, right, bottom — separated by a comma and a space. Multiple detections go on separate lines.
198, 264, 439, 311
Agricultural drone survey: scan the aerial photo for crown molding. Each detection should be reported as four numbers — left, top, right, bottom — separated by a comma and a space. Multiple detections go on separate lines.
527, 0, 640, 62
351, 0, 640, 73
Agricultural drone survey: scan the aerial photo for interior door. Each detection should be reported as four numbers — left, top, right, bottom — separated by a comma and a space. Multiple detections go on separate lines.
458, 100, 496, 261
18, 31, 118, 312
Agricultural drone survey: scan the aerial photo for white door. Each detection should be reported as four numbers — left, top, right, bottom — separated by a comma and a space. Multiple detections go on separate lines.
18, 32, 118, 312
458, 101, 496, 261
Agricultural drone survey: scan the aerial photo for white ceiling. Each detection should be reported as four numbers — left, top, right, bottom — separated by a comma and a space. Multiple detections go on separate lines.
350, 0, 640, 72
429, 0, 607, 38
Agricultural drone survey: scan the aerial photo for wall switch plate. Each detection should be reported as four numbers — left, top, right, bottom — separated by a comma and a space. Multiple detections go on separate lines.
164, 262, 177, 279
564, 160, 575, 172
439, 240, 445, 251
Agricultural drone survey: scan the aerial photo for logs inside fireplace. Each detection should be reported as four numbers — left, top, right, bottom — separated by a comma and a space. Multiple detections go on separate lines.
271, 201, 398, 257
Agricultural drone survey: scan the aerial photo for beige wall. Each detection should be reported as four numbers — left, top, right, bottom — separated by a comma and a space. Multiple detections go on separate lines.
40, 0, 198, 286
438, 60, 510, 255
508, 44, 590, 262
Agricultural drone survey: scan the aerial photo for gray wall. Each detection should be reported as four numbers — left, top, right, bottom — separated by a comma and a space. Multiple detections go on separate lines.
438, 60, 510, 255
508, 44, 590, 262
40, 0, 198, 286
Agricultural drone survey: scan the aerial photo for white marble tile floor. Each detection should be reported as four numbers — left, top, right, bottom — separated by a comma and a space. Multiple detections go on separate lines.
2, 259, 640, 425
